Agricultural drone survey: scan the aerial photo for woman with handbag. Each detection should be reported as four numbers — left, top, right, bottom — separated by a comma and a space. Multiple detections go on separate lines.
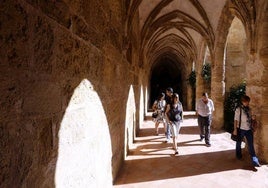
152, 93, 166, 135
232, 95, 261, 167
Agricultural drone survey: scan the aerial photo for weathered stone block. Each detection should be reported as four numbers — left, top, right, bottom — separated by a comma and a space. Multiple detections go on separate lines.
23, 82, 62, 114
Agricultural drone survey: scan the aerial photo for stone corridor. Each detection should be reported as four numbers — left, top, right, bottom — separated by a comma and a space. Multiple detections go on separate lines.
1, 1, 268, 187
114, 112, 268, 188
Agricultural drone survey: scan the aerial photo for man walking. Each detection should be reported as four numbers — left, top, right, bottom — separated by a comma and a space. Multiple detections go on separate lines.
196, 92, 215, 146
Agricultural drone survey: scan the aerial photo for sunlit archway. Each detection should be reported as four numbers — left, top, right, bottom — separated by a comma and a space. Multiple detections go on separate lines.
55, 79, 112, 187
124, 85, 136, 159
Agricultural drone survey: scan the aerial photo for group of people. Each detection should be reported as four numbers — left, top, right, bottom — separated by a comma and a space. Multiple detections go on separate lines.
152, 87, 183, 155
152, 88, 261, 167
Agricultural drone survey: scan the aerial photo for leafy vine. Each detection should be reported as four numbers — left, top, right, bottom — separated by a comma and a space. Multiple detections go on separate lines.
201, 63, 211, 82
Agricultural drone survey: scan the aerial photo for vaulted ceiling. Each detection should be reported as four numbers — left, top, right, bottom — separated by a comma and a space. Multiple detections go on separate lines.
125, 0, 257, 70
126, 0, 227, 67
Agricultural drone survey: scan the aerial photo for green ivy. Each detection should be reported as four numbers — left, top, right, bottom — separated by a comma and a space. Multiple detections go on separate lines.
224, 81, 246, 132
201, 63, 211, 82
188, 70, 196, 88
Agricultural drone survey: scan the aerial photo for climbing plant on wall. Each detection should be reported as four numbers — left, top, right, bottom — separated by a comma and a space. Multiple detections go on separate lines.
188, 70, 196, 88
201, 63, 211, 82
224, 81, 246, 132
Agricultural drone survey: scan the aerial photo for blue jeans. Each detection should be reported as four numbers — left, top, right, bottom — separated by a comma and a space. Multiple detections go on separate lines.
164, 121, 171, 140
166, 123, 171, 139
236, 129, 258, 163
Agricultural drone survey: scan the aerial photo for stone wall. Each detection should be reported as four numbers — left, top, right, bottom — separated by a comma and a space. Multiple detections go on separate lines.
0, 0, 139, 187
257, 1, 268, 162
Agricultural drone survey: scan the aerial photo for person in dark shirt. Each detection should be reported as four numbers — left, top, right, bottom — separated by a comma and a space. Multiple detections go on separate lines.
164, 87, 173, 143
165, 93, 183, 155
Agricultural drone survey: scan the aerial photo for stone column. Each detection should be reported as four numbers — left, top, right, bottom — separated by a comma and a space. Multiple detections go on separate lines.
258, 6, 268, 162
195, 43, 208, 105
195, 67, 204, 104
186, 84, 193, 110
211, 48, 225, 129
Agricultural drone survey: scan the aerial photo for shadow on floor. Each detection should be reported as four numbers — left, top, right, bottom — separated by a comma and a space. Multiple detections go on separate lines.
114, 115, 267, 187
115, 149, 256, 185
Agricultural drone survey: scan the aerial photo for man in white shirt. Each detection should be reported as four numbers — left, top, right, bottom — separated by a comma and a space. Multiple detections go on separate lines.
196, 92, 215, 146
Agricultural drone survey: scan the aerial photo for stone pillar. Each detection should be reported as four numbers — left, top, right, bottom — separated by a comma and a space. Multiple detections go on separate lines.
186, 84, 193, 110
249, 53, 268, 162
211, 48, 225, 129
195, 43, 208, 106
196, 66, 204, 106
257, 5, 268, 162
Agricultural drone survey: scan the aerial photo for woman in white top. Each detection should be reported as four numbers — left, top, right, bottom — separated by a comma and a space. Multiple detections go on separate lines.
152, 93, 166, 135
232, 95, 260, 167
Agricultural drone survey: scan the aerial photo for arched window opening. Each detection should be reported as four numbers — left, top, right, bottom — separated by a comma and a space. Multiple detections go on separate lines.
223, 17, 248, 132
225, 17, 247, 91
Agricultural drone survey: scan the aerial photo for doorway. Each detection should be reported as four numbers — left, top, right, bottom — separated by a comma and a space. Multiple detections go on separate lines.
149, 56, 183, 108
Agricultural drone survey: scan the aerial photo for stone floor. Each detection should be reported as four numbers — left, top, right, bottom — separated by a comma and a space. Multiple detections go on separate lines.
114, 112, 268, 188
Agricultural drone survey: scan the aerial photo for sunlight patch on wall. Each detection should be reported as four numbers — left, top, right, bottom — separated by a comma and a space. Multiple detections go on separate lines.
140, 85, 144, 128
144, 86, 148, 116
55, 79, 112, 188
124, 85, 136, 159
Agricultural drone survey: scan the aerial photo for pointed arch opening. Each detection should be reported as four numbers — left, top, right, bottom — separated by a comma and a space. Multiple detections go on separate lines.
55, 79, 112, 187
149, 56, 183, 108
224, 17, 247, 91
223, 17, 248, 132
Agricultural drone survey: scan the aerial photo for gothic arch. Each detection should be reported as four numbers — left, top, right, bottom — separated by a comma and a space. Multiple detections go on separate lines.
211, 0, 257, 129
225, 17, 247, 90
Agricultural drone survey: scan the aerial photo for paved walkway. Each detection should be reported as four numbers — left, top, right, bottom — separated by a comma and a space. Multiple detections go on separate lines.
114, 112, 268, 188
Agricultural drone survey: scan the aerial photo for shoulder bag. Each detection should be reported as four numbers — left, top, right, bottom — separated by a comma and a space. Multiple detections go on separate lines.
231, 107, 241, 141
